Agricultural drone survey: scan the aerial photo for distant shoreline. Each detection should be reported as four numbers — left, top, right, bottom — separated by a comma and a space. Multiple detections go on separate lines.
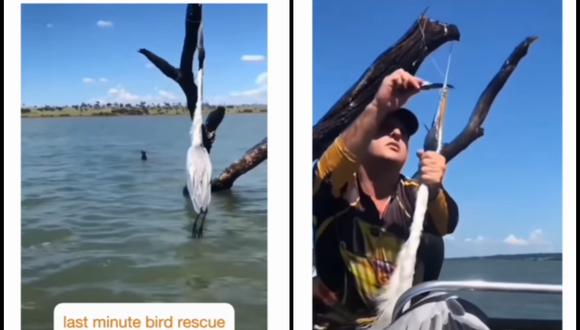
21, 106, 266, 119
445, 252, 562, 261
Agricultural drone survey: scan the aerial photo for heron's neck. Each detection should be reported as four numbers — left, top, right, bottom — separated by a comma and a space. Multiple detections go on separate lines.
191, 117, 203, 147
191, 68, 204, 146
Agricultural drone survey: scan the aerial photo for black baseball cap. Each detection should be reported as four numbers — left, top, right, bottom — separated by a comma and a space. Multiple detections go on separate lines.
381, 107, 419, 137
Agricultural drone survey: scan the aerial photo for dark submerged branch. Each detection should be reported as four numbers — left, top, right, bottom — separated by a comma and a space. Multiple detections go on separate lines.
211, 138, 268, 192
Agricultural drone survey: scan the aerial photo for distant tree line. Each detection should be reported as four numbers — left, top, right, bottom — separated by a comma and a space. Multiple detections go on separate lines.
21, 101, 266, 114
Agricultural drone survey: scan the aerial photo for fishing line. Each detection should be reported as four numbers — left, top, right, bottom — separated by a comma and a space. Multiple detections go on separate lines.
418, 13, 449, 82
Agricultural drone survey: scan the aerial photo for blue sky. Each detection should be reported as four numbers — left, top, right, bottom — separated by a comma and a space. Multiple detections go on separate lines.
314, 0, 563, 257
21, 4, 267, 107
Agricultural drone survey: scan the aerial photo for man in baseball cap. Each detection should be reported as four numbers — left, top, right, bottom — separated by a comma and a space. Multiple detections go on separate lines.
313, 69, 459, 329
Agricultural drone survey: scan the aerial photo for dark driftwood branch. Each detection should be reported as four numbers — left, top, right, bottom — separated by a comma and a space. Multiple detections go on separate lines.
438, 37, 538, 162
312, 16, 460, 159
211, 138, 268, 191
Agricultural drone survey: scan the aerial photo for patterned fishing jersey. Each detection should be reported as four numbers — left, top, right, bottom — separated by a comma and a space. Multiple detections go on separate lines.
313, 136, 459, 328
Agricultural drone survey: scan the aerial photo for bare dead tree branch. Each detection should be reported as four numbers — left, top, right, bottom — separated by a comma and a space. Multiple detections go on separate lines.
141, 4, 266, 191
409, 36, 538, 178
438, 37, 538, 162
140, 5, 200, 121
138, 48, 181, 81
139, 4, 224, 152
312, 16, 461, 159
311, 13, 536, 182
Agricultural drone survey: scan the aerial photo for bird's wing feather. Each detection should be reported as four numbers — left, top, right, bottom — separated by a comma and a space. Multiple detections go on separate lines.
187, 146, 211, 213
186, 147, 198, 211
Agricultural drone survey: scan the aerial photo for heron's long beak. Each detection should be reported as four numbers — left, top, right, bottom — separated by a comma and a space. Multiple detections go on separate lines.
420, 83, 455, 90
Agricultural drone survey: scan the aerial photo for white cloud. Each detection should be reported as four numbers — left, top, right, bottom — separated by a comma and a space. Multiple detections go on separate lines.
504, 229, 549, 247
107, 87, 141, 103
46, 23, 54, 28
445, 228, 557, 259
228, 87, 267, 103
92, 85, 184, 105
230, 88, 266, 98
83, 77, 109, 84
529, 229, 546, 244
97, 20, 114, 28
464, 235, 485, 244
255, 72, 267, 85
158, 90, 178, 101
211, 72, 267, 105
241, 55, 266, 63
504, 234, 528, 246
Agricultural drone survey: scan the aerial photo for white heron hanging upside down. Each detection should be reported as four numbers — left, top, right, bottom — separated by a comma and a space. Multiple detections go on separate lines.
187, 66, 211, 238
186, 15, 211, 238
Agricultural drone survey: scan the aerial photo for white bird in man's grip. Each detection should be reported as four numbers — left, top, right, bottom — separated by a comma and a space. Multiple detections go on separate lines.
186, 23, 211, 238
371, 46, 454, 328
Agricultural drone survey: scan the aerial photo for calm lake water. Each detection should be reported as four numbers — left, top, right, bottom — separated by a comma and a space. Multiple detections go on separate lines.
21, 114, 267, 330
440, 259, 562, 320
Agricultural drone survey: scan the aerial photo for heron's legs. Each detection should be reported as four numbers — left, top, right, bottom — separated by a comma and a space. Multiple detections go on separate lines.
198, 211, 208, 237
192, 210, 208, 238
192, 211, 202, 238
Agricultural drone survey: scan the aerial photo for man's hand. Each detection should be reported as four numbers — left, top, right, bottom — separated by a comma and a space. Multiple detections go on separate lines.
341, 69, 424, 161
369, 68, 424, 113
418, 150, 447, 194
